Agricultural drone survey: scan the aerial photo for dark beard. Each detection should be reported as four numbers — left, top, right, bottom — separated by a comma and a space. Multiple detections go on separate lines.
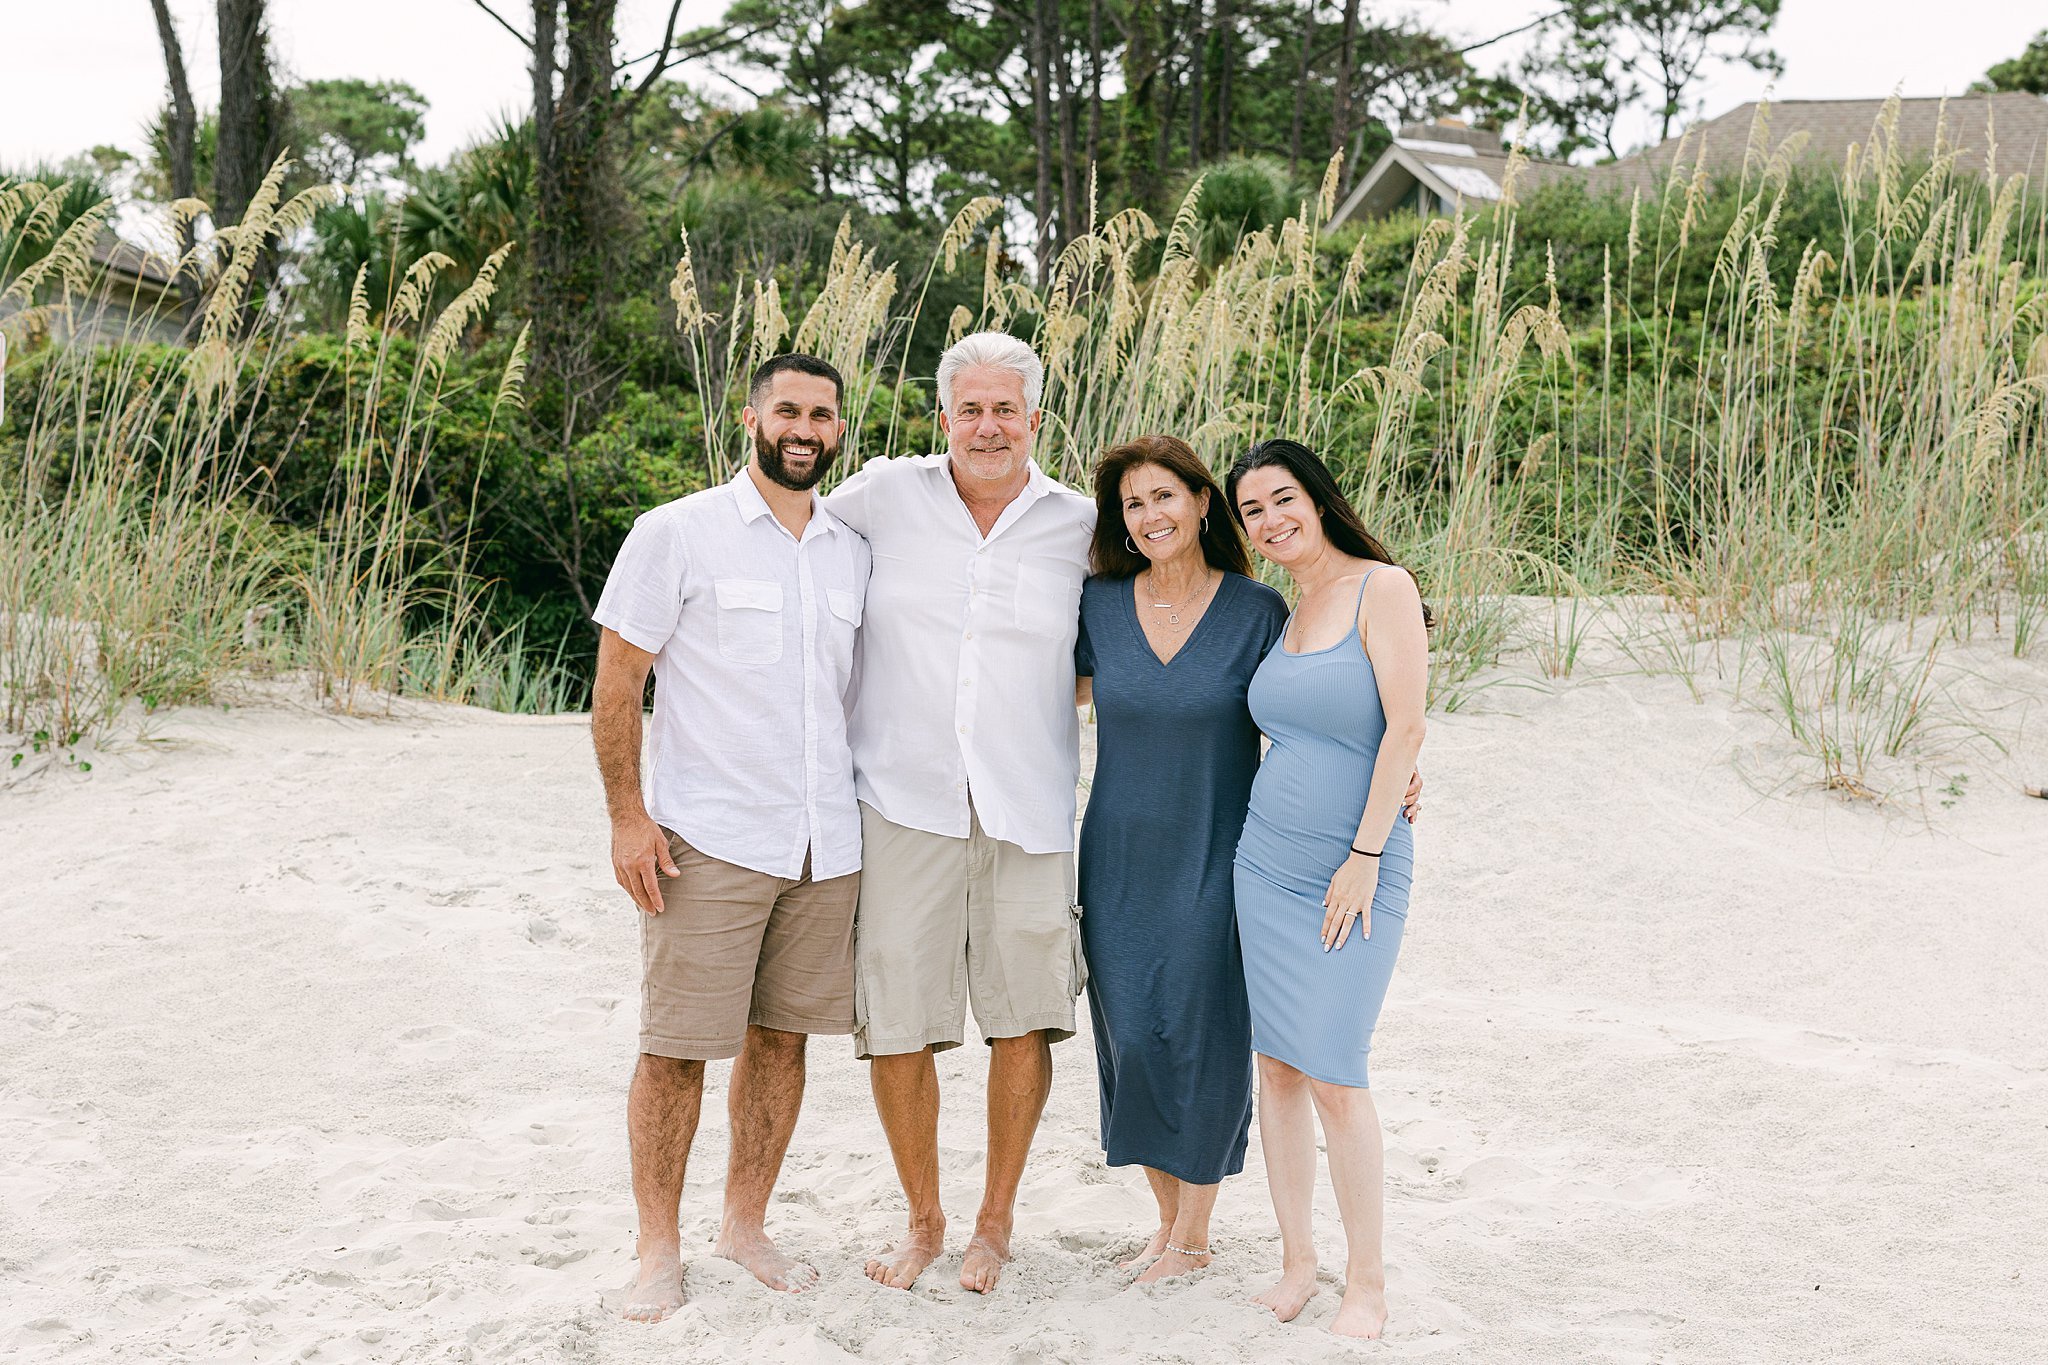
755, 429, 837, 492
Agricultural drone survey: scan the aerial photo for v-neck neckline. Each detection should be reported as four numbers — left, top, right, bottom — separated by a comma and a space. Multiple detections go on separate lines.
1123, 570, 1233, 668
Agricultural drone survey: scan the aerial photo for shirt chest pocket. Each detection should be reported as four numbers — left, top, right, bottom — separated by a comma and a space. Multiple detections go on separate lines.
714, 579, 784, 665
1013, 560, 1081, 639
823, 587, 863, 661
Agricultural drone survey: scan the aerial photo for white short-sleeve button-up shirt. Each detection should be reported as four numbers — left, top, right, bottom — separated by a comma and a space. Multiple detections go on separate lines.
825, 453, 1096, 854
593, 468, 871, 880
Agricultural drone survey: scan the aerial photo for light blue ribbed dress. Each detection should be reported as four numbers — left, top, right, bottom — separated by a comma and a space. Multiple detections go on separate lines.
1233, 569, 1414, 1088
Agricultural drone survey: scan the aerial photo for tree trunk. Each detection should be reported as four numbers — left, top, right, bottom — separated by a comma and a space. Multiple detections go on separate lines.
1086, 0, 1102, 181
1330, 0, 1360, 164
149, 0, 200, 311
214, 0, 282, 228
529, 0, 626, 417
1214, 0, 1233, 157
531, 0, 556, 174
1058, 28, 1082, 244
1120, 0, 1164, 211
1030, 0, 1056, 280
1187, 0, 1206, 167
1288, 4, 1312, 176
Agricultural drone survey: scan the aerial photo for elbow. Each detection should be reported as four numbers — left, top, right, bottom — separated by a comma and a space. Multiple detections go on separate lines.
1390, 717, 1426, 753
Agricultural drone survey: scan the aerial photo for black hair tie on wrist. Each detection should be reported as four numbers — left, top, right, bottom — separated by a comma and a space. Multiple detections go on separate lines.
1351, 845, 1382, 858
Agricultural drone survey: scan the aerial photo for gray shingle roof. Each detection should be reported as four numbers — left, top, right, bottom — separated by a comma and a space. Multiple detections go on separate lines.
1585, 93, 2048, 195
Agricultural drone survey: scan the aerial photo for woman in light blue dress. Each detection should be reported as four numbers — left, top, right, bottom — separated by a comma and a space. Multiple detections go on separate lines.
1226, 439, 1430, 1341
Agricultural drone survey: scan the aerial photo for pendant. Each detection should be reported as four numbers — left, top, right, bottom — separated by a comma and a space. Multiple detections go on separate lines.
1168, 612, 1181, 625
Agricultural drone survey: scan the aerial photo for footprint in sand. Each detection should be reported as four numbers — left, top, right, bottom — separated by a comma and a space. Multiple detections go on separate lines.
544, 997, 620, 1033
1, 1002, 81, 1034
395, 1023, 472, 1062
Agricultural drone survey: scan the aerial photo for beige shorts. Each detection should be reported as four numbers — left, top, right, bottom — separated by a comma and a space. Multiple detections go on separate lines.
852, 801, 1085, 1059
640, 828, 859, 1060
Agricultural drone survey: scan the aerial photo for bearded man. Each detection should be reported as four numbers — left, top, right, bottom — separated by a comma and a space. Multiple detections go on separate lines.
590, 353, 870, 1321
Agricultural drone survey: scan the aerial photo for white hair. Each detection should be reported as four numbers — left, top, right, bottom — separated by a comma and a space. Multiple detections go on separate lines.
936, 331, 1044, 414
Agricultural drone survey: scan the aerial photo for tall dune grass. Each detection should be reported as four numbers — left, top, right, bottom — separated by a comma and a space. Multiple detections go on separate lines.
666, 97, 2045, 790
9, 100, 2045, 796
1, 159, 551, 752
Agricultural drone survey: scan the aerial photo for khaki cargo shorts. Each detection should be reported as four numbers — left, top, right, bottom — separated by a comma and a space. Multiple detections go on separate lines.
639, 828, 859, 1060
851, 800, 1085, 1060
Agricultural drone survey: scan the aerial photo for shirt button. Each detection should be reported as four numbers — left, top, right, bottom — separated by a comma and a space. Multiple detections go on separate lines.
958, 724, 969, 734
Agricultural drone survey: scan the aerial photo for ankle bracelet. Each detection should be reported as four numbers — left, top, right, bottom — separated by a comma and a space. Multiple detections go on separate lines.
1165, 1240, 1209, 1257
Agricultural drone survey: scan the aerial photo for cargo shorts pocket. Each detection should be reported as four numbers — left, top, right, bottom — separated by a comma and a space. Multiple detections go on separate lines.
1067, 902, 1087, 996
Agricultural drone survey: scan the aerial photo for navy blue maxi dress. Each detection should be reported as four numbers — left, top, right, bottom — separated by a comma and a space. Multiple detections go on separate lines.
1075, 571, 1291, 1184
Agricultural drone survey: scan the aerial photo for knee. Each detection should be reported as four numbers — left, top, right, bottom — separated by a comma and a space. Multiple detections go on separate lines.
745, 1024, 808, 1058
1305, 1075, 1370, 1115
1258, 1055, 1310, 1092
991, 1031, 1053, 1060
636, 1052, 705, 1090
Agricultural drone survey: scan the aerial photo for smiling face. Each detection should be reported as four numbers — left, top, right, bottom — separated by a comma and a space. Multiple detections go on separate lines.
1234, 464, 1324, 569
743, 371, 844, 492
1120, 462, 1209, 572
939, 365, 1041, 485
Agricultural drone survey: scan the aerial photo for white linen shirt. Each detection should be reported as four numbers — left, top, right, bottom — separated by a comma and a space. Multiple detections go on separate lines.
593, 468, 871, 880
825, 452, 1096, 854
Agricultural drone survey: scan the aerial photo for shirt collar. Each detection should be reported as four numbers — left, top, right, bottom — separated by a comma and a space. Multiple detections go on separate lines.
731, 465, 836, 537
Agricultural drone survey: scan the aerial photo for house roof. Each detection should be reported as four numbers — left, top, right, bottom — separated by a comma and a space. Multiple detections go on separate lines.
1330, 132, 1578, 225
91, 232, 178, 289
1586, 93, 2048, 194
1332, 94, 2048, 224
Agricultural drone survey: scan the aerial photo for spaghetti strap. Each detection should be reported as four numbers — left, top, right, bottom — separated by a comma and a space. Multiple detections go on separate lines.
1350, 566, 1378, 645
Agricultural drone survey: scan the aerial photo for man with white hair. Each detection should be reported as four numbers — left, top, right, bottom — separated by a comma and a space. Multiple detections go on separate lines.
823, 331, 1093, 1294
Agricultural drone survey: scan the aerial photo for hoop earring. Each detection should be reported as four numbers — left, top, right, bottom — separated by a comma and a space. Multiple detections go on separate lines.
1125, 536, 1138, 554
1201, 516, 1209, 534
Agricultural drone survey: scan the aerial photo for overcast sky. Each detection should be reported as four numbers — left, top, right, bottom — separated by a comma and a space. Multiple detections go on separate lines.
5, 0, 2042, 172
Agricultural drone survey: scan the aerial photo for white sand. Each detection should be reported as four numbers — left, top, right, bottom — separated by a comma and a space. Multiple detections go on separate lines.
4, 630, 2046, 1363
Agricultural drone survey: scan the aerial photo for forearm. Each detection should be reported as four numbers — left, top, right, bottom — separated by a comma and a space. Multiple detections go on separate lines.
1352, 723, 1425, 854
590, 681, 649, 825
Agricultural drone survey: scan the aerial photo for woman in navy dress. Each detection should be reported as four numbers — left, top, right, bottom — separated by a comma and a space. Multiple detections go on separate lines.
1073, 435, 1288, 1284
1227, 439, 1430, 1340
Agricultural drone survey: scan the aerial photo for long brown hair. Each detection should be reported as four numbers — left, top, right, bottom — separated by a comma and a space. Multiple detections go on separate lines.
1089, 435, 1252, 578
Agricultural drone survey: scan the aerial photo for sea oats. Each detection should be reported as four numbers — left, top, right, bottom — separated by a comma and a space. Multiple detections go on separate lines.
389, 251, 457, 330
939, 196, 1003, 274
345, 264, 372, 352
495, 322, 531, 412
426, 242, 516, 368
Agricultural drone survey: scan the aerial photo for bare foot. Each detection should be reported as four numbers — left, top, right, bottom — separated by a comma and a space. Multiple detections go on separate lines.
864, 1218, 945, 1290
714, 1223, 818, 1293
959, 1226, 1011, 1294
621, 1243, 685, 1323
1330, 1280, 1388, 1339
1117, 1224, 1172, 1271
1251, 1262, 1319, 1323
1134, 1245, 1211, 1285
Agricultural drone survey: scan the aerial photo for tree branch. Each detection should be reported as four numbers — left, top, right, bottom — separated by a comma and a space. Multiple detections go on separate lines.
622, 23, 772, 112
1456, 8, 1564, 57
468, 0, 533, 50
625, 0, 688, 89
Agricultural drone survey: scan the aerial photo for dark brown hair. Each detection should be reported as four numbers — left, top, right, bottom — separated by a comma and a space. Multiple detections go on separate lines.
749, 352, 843, 410
1226, 438, 1434, 626
1089, 435, 1252, 578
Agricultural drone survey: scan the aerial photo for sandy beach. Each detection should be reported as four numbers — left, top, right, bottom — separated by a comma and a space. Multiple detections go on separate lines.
4, 623, 2045, 1364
